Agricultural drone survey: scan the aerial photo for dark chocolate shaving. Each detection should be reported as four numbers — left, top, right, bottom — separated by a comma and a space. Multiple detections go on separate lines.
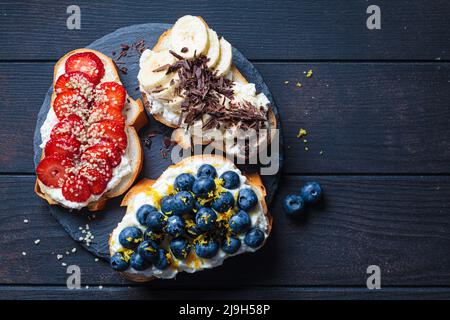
168, 55, 267, 131
152, 64, 171, 73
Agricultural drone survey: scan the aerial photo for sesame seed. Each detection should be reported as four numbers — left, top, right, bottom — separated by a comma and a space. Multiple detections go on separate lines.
22, 252, 26, 256
34, 239, 40, 245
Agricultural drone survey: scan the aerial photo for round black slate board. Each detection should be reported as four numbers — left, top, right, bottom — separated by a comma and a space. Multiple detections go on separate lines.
33, 23, 283, 260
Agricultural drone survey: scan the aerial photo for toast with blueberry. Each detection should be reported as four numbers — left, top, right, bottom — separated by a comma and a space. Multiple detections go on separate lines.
35, 48, 147, 211
138, 15, 277, 160
109, 154, 272, 281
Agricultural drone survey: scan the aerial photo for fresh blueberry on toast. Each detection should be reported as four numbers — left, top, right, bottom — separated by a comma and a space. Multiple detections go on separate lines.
109, 155, 272, 281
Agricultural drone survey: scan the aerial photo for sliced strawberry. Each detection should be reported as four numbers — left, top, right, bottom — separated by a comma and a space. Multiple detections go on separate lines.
94, 82, 126, 110
87, 120, 127, 151
54, 72, 94, 98
79, 167, 108, 195
36, 155, 73, 188
89, 104, 125, 125
83, 144, 122, 167
44, 136, 81, 158
50, 114, 86, 141
81, 146, 109, 164
65, 52, 105, 85
62, 173, 91, 202
80, 150, 113, 180
53, 91, 89, 121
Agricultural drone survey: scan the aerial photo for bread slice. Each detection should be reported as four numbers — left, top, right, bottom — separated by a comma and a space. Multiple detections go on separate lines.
35, 48, 147, 211
111, 154, 272, 282
140, 18, 277, 158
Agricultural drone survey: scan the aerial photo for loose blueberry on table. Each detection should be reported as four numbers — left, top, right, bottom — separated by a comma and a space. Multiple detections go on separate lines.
282, 181, 323, 216
300, 182, 323, 204
283, 194, 305, 216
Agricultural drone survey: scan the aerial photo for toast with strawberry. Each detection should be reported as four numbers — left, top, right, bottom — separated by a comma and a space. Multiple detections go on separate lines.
35, 49, 147, 211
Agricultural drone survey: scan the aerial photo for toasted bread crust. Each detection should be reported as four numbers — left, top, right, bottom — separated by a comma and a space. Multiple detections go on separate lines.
111, 154, 272, 282
141, 21, 277, 157
35, 48, 147, 211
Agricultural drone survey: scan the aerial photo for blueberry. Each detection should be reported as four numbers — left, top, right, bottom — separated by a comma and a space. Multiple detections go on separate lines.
212, 191, 235, 213
192, 177, 216, 198
169, 237, 191, 260
197, 164, 217, 179
193, 200, 203, 212
195, 239, 219, 259
185, 218, 203, 238
118, 226, 143, 249
110, 252, 129, 271
143, 228, 165, 244
137, 240, 158, 262
283, 194, 305, 216
130, 252, 151, 271
237, 188, 258, 211
229, 210, 251, 234
300, 182, 322, 204
244, 228, 265, 248
222, 236, 241, 254
154, 248, 171, 270
174, 173, 196, 191
145, 210, 166, 231
172, 191, 194, 215
195, 207, 217, 232
161, 196, 175, 214
165, 215, 185, 237
220, 171, 240, 189
136, 204, 158, 226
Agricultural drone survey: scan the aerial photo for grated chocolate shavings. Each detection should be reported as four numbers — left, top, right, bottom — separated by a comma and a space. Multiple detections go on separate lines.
167, 55, 266, 131
119, 67, 128, 75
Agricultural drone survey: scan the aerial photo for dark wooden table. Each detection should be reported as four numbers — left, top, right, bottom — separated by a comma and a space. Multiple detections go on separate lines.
1, 0, 450, 300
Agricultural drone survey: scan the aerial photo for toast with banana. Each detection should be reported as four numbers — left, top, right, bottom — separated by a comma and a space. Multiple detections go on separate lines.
35, 49, 147, 211
109, 155, 272, 281
138, 15, 276, 159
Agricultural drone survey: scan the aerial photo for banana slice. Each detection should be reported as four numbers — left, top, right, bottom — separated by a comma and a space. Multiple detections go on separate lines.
206, 29, 220, 69
150, 73, 180, 100
138, 49, 177, 91
214, 38, 232, 77
170, 15, 209, 59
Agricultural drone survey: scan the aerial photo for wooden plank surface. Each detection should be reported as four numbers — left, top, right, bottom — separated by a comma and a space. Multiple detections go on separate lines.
1, 175, 449, 288
1, 0, 449, 61
2, 62, 449, 174
2, 286, 450, 300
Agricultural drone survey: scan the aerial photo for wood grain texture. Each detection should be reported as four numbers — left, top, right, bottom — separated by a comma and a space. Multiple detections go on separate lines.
1, 0, 449, 60
1, 286, 450, 300
1, 175, 449, 287
2, 62, 450, 174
